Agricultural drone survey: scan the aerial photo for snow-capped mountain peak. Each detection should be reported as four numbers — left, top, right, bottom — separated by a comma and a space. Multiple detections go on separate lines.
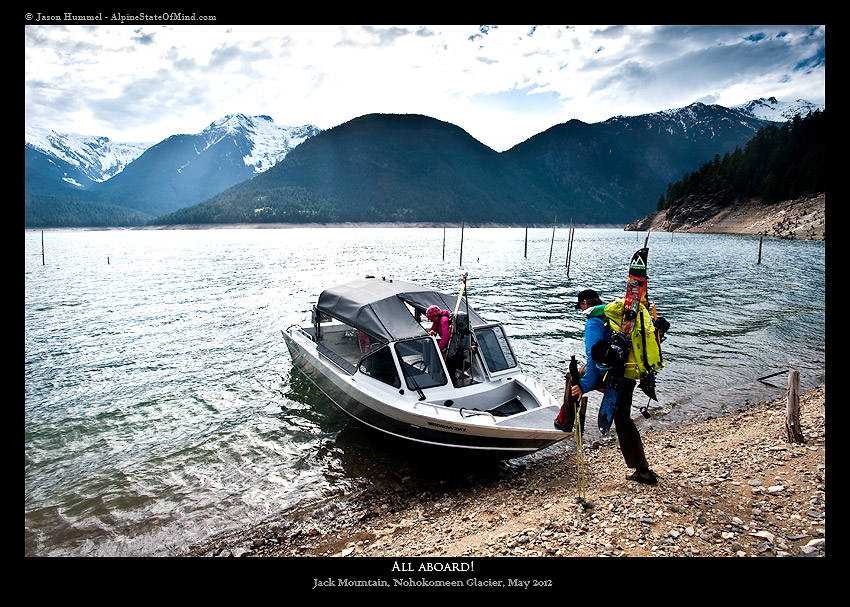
25, 126, 153, 183
734, 97, 822, 122
25, 115, 322, 184
200, 114, 320, 173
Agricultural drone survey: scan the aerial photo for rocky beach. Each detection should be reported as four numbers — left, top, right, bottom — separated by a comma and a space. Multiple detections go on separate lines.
184, 383, 825, 560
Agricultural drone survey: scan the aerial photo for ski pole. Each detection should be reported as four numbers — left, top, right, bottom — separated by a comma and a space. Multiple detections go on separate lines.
568, 356, 588, 506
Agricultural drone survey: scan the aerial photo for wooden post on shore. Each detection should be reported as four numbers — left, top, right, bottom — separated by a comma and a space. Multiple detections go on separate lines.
548, 217, 556, 263
785, 370, 805, 443
757, 237, 763, 264
459, 220, 465, 267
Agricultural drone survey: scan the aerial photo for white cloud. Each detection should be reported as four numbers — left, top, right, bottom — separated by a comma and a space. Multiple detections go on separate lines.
24, 24, 825, 151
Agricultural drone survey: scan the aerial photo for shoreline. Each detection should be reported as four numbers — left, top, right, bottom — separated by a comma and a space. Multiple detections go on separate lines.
25, 193, 825, 240
185, 383, 826, 559
26, 222, 625, 231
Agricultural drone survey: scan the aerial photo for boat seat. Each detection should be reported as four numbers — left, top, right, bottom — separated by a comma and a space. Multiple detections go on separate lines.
489, 398, 526, 416
456, 397, 527, 417
316, 343, 356, 374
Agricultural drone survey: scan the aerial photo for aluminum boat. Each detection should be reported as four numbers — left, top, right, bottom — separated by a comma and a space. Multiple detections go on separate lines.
282, 276, 569, 455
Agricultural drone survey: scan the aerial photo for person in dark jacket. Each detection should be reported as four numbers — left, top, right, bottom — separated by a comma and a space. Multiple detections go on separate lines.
571, 289, 658, 485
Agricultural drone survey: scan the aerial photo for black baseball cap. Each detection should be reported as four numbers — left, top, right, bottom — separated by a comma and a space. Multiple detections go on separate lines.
574, 289, 600, 309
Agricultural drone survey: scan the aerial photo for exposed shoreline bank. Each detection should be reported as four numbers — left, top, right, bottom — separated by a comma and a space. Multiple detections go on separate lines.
184, 383, 826, 559
626, 193, 825, 241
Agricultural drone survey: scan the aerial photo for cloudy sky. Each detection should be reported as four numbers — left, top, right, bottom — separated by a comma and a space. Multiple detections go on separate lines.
24, 24, 826, 152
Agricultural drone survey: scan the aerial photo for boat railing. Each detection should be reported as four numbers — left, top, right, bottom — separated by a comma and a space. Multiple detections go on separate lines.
459, 408, 497, 422
411, 400, 498, 423
412, 401, 444, 415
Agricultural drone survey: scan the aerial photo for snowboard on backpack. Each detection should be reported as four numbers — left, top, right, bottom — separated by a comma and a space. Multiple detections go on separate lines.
597, 247, 650, 435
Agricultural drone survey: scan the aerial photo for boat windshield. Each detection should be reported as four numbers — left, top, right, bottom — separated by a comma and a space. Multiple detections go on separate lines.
475, 324, 518, 373
358, 344, 401, 388
315, 317, 385, 375
394, 338, 448, 390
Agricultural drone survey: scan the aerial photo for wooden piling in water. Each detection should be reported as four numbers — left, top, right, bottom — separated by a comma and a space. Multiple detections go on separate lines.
565, 220, 575, 277
459, 220, 465, 267
757, 237, 763, 264
549, 217, 556, 263
524, 227, 528, 259
41, 230, 45, 266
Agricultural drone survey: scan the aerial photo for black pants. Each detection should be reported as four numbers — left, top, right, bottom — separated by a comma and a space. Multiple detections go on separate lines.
580, 366, 649, 470
613, 378, 649, 470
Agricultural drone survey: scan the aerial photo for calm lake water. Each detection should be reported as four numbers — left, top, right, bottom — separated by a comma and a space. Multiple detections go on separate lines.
25, 226, 825, 556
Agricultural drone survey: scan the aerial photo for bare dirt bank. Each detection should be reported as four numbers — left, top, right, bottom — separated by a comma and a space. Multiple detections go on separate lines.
627, 193, 825, 241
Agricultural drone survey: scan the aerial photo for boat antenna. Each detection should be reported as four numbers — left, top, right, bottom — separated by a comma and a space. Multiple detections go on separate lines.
464, 275, 472, 378
452, 273, 468, 327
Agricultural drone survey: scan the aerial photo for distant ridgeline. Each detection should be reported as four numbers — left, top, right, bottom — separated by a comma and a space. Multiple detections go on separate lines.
150, 108, 787, 227
26, 104, 823, 228
657, 110, 824, 211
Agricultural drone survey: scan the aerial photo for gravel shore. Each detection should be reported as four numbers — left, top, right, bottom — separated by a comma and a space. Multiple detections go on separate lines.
185, 384, 825, 562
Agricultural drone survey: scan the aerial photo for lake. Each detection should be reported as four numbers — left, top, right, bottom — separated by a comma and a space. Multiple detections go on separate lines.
24, 226, 825, 556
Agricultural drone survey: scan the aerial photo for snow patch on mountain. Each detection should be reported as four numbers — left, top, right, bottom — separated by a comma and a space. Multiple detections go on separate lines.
601, 97, 823, 143
26, 114, 321, 184
733, 97, 822, 122
25, 127, 153, 183
200, 114, 321, 173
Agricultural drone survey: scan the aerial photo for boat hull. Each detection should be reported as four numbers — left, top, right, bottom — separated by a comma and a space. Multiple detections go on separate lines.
283, 328, 568, 455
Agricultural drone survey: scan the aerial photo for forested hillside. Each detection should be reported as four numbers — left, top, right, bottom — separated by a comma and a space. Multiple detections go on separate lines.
658, 110, 824, 211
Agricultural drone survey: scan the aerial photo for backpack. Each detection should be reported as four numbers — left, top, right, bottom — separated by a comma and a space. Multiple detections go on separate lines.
590, 299, 665, 380
446, 311, 470, 359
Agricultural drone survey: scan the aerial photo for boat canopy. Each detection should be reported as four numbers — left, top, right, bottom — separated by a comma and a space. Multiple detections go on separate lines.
316, 277, 486, 342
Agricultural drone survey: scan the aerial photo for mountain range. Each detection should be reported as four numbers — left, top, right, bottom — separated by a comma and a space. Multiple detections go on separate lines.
24, 97, 821, 227
25, 114, 320, 219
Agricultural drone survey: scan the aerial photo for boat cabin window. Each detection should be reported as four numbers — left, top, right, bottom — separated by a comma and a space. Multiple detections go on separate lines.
358, 345, 401, 388
316, 317, 382, 374
394, 338, 448, 390
475, 325, 518, 373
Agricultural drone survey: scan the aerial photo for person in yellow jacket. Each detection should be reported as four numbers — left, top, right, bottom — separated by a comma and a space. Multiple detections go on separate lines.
570, 289, 658, 485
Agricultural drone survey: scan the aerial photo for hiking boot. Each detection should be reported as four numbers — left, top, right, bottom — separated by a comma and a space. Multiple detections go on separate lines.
627, 468, 658, 485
